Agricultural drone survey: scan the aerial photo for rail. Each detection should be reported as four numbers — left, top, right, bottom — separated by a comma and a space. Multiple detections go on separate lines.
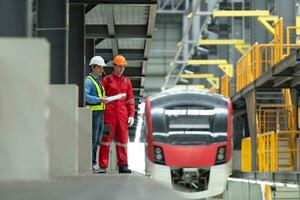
241, 137, 252, 172
220, 75, 231, 97
236, 18, 300, 92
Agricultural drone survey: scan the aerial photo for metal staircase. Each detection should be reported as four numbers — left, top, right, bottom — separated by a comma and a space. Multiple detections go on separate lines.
255, 89, 298, 172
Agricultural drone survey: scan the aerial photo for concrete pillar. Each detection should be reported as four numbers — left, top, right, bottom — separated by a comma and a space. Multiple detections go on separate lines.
78, 108, 92, 174
48, 85, 78, 177
0, 38, 50, 181
69, 4, 85, 107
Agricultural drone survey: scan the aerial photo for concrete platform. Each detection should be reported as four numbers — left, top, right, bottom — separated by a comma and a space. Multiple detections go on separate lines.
0, 172, 183, 200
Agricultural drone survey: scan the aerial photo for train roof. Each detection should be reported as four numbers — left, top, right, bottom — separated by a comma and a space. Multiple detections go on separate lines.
148, 88, 229, 109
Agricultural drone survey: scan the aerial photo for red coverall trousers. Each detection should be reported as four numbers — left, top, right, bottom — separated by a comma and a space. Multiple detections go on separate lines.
99, 74, 135, 168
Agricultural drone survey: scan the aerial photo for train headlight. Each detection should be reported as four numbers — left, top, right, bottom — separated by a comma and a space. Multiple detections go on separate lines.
217, 154, 224, 160
215, 146, 226, 165
154, 146, 165, 165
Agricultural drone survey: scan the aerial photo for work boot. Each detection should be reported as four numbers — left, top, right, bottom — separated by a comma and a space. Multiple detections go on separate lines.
98, 167, 106, 174
119, 166, 132, 174
92, 164, 100, 173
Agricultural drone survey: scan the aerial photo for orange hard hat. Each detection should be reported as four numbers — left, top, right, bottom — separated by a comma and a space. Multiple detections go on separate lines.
113, 55, 128, 66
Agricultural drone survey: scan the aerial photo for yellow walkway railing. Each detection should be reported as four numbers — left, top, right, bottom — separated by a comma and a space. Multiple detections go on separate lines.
241, 137, 252, 172
257, 104, 295, 134
236, 18, 300, 92
220, 75, 231, 97
257, 131, 300, 172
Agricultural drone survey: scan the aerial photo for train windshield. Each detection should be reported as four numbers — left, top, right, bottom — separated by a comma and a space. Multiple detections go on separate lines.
151, 106, 228, 145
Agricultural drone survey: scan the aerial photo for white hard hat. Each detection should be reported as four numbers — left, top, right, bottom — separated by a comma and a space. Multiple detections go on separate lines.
89, 56, 107, 66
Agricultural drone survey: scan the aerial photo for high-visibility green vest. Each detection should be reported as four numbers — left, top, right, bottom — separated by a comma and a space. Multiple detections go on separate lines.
86, 75, 105, 111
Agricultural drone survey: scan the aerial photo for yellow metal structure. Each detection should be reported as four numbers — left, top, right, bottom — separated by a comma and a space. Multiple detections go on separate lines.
220, 75, 231, 97
180, 73, 214, 79
179, 74, 220, 89
257, 16, 279, 34
209, 86, 217, 94
187, 59, 228, 65
187, 59, 233, 77
236, 18, 285, 92
234, 44, 251, 54
219, 64, 233, 77
257, 131, 300, 172
296, 16, 300, 35
175, 84, 207, 90
264, 185, 272, 200
198, 39, 251, 54
207, 77, 219, 89
213, 10, 270, 17
198, 39, 245, 45
241, 137, 252, 172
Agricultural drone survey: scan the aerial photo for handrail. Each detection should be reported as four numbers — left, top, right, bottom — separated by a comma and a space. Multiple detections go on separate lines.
221, 75, 231, 97
241, 137, 252, 172
236, 18, 300, 93
257, 130, 300, 172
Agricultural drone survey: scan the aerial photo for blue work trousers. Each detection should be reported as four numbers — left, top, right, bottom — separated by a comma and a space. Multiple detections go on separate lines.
92, 110, 104, 166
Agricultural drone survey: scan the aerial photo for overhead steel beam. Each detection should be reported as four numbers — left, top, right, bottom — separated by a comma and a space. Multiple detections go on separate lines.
104, 67, 143, 76
86, 25, 147, 38
70, 0, 157, 4
95, 49, 144, 61
104, 4, 118, 56
144, 38, 152, 59
85, 4, 97, 13
95, 38, 104, 45
147, 4, 157, 36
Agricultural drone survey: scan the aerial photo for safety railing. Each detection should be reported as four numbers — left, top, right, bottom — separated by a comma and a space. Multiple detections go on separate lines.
286, 26, 300, 55
236, 18, 300, 93
209, 86, 217, 94
282, 89, 296, 130
257, 104, 296, 134
241, 137, 252, 172
257, 131, 300, 172
220, 75, 231, 97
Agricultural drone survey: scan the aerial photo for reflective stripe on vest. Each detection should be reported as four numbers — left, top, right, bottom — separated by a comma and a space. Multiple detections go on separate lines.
86, 76, 105, 111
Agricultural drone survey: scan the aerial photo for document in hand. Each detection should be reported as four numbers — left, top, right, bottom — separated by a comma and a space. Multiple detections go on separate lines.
106, 93, 126, 102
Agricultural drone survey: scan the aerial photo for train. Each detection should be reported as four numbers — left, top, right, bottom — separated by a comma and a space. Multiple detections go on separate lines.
144, 88, 232, 199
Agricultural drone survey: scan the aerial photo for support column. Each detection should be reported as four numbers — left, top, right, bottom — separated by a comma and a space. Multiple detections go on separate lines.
251, 0, 268, 44
37, 0, 67, 84
275, 0, 296, 27
245, 90, 257, 171
69, 4, 85, 107
0, 0, 29, 36
85, 39, 95, 77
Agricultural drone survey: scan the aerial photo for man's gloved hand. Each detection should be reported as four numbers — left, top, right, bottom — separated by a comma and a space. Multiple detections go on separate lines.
128, 117, 134, 127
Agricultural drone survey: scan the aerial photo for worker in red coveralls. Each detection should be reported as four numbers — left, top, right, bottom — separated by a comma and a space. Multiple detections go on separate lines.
98, 55, 135, 174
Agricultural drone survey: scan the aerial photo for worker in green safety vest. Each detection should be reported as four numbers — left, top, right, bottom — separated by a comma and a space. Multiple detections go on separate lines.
85, 56, 109, 173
